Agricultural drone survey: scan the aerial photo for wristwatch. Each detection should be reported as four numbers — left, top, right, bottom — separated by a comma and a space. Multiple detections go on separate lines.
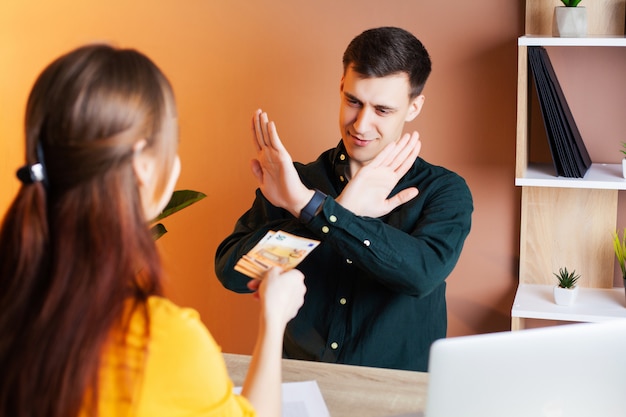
299, 189, 327, 223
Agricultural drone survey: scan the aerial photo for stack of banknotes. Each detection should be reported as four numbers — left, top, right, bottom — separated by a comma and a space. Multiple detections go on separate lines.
235, 230, 320, 279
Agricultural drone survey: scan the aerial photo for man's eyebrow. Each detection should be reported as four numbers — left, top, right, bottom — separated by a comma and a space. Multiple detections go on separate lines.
375, 103, 397, 112
343, 91, 361, 103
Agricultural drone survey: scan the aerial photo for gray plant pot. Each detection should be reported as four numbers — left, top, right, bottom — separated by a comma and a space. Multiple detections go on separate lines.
553, 6, 587, 37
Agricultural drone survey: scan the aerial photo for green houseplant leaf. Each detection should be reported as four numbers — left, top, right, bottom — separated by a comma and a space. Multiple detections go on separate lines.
613, 229, 626, 280
560, 0, 582, 6
151, 223, 168, 241
150, 189, 207, 240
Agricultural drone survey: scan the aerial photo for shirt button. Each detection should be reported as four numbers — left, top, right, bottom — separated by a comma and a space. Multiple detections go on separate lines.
330, 342, 339, 350
322, 226, 330, 234
363, 239, 371, 247
339, 175, 345, 182
346, 259, 352, 264
329, 215, 337, 223
339, 298, 347, 305
339, 154, 346, 161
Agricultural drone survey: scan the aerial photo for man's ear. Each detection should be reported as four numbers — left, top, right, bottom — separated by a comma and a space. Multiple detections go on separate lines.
405, 95, 425, 122
132, 139, 154, 187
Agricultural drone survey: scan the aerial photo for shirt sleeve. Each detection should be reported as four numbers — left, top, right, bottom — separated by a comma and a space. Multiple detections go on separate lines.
137, 298, 256, 417
307, 174, 473, 297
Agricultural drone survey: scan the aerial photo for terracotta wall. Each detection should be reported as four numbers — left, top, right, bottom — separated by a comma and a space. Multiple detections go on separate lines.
2, 1, 602, 354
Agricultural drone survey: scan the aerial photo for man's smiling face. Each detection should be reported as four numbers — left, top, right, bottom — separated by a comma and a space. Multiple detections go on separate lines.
339, 65, 424, 175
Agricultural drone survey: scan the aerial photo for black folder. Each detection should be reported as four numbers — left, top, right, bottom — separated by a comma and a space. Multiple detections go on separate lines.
528, 46, 591, 178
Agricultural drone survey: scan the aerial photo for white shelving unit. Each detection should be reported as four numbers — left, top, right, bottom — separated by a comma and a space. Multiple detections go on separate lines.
516, 163, 626, 190
511, 284, 626, 330
519, 35, 626, 47
513, 0, 626, 331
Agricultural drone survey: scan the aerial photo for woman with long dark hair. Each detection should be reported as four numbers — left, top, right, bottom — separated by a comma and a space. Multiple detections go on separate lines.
0, 44, 306, 417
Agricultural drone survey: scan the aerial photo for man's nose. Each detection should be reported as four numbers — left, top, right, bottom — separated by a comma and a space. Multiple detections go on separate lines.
353, 107, 374, 133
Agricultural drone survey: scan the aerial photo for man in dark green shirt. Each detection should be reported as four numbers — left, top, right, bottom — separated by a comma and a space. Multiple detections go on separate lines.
215, 26, 473, 371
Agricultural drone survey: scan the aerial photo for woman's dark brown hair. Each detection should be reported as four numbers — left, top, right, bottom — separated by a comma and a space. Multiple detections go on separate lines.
0, 44, 177, 417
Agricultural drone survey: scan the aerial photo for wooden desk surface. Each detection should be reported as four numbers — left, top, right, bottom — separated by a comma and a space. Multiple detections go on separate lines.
223, 353, 428, 417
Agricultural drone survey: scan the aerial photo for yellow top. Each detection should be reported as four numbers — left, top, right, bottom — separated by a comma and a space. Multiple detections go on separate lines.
84, 296, 256, 417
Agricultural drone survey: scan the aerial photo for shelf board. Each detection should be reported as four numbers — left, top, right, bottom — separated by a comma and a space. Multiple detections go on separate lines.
512, 283, 626, 323
515, 163, 626, 189
519, 35, 626, 47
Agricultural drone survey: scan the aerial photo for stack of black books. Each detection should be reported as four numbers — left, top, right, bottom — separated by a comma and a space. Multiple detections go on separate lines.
528, 46, 591, 178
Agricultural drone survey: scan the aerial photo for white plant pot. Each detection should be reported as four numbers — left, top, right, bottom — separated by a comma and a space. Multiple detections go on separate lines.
553, 6, 587, 38
554, 285, 579, 306
622, 158, 626, 179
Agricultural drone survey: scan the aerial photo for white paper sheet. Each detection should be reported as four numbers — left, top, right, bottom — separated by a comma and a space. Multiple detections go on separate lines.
234, 380, 330, 417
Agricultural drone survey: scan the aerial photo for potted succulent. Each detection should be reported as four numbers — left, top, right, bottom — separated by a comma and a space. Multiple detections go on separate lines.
554, 0, 587, 38
553, 267, 580, 306
612, 228, 626, 302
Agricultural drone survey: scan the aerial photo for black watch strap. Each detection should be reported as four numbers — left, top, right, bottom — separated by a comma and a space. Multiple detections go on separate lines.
299, 189, 326, 223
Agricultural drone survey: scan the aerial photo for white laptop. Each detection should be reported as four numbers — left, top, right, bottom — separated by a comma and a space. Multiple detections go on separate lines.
425, 319, 626, 417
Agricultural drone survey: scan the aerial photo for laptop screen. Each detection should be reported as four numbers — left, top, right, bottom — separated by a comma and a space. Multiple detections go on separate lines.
425, 320, 626, 417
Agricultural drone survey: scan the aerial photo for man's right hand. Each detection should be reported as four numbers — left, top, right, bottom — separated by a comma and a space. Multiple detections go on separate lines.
250, 109, 314, 218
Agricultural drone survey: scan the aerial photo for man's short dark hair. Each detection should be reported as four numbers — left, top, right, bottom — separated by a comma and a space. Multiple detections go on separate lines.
342, 26, 432, 98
